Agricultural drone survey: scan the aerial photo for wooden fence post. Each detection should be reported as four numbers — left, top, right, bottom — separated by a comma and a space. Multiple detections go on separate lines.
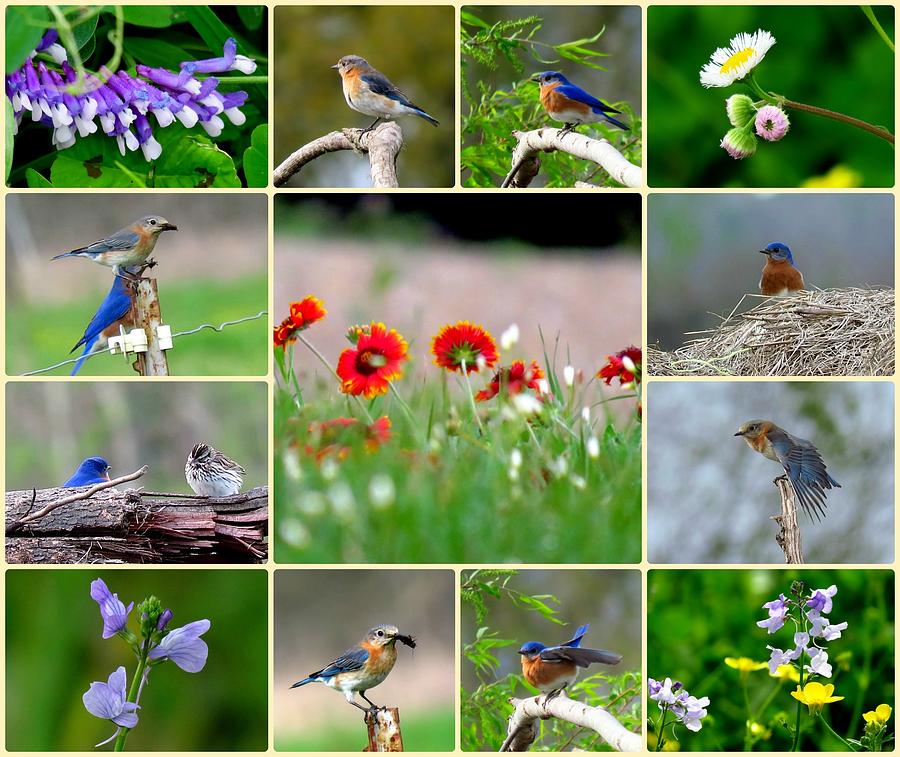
364, 707, 404, 752
132, 278, 169, 376
772, 478, 804, 564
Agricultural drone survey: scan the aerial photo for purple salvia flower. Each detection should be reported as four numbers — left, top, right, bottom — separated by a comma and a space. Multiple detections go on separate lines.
157, 608, 174, 631
136, 64, 200, 95
35, 29, 67, 65
134, 114, 162, 161
148, 619, 211, 672
196, 76, 220, 100
220, 91, 248, 125
90, 579, 134, 639
82, 666, 140, 746
182, 38, 256, 76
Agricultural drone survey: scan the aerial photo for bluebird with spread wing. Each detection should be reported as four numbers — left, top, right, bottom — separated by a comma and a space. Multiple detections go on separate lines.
290, 623, 417, 711
62, 457, 111, 487
69, 271, 139, 376
518, 623, 621, 700
734, 420, 840, 520
332, 55, 439, 133
758, 242, 805, 296
532, 71, 628, 135
51, 215, 177, 279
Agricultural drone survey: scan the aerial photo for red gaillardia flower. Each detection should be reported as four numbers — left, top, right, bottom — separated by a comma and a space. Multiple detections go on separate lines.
273, 295, 327, 349
431, 320, 499, 374
597, 346, 642, 386
476, 360, 546, 402
304, 416, 393, 460
336, 322, 409, 398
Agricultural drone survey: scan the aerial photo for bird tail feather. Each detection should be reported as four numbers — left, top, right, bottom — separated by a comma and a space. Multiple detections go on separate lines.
414, 109, 439, 127
565, 647, 623, 668
603, 114, 629, 131
290, 677, 315, 689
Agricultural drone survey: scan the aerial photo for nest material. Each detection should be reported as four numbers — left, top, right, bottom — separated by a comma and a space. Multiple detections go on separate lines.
648, 287, 895, 377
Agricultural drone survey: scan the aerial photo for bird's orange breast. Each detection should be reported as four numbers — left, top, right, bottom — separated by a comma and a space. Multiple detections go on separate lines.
760, 259, 804, 294
540, 84, 590, 116
521, 655, 576, 687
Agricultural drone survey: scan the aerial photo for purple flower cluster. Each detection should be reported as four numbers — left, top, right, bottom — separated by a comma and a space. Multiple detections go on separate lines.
757, 584, 847, 680
6, 33, 256, 161
649, 677, 710, 732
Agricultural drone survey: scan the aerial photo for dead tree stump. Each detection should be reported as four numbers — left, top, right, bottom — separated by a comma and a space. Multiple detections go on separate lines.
772, 477, 804, 564
364, 707, 404, 752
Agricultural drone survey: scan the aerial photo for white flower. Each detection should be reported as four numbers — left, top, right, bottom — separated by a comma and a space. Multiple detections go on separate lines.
510, 449, 523, 469
587, 436, 600, 459
231, 54, 257, 75
512, 394, 542, 416
537, 378, 550, 395
368, 474, 395, 509
581, 406, 591, 424
500, 324, 520, 350
700, 29, 776, 88
563, 365, 575, 387
805, 648, 833, 678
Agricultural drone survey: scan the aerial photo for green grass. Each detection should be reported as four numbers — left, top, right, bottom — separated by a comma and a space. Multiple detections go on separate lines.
276, 709, 455, 751
275, 354, 641, 564
7, 276, 268, 376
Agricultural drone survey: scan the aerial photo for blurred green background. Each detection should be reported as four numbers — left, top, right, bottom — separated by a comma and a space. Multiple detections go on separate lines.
6, 568, 268, 750
647, 6, 894, 187
6, 382, 268, 492
647, 194, 895, 349
648, 569, 895, 751
5, 193, 268, 376
274, 6, 455, 188
274, 570, 455, 751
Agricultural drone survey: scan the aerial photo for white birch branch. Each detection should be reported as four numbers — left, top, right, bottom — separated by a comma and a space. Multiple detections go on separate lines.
772, 477, 804, 564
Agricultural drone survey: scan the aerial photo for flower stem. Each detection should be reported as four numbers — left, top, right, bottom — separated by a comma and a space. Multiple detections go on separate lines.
460, 360, 486, 435
297, 334, 374, 424
388, 382, 424, 443
654, 705, 669, 752
113, 649, 147, 751
861, 6, 895, 52
742, 677, 753, 750
779, 97, 894, 144
818, 713, 858, 751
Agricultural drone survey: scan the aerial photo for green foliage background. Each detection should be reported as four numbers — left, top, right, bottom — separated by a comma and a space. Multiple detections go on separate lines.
273, 6, 455, 188
6, 569, 268, 750
6, 6, 268, 188
647, 6, 895, 187
461, 6, 642, 188
648, 570, 895, 751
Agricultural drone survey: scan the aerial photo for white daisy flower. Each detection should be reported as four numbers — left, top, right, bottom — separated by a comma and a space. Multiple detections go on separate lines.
700, 29, 776, 88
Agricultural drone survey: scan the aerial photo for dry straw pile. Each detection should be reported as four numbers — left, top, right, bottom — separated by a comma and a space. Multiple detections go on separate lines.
648, 287, 895, 377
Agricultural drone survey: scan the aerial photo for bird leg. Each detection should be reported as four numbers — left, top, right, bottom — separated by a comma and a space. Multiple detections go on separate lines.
360, 691, 383, 711
558, 123, 576, 137
347, 698, 371, 712
360, 117, 382, 135
773, 474, 788, 485
542, 686, 567, 709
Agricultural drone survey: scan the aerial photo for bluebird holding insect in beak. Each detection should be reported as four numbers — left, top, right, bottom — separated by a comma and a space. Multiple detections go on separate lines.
62, 457, 111, 487
532, 71, 629, 136
51, 215, 177, 279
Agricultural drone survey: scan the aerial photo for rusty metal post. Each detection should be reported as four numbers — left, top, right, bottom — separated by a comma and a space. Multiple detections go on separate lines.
364, 708, 404, 752
132, 278, 169, 376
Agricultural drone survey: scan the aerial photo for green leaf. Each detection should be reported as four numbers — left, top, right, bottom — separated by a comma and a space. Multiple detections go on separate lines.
25, 168, 53, 187
460, 11, 490, 28
123, 37, 192, 68
122, 6, 174, 28
5, 99, 13, 183
6, 6, 51, 71
182, 6, 233, 52
237, 5, 264, 30
242, 123, 268, 187
71, 13, 99, 49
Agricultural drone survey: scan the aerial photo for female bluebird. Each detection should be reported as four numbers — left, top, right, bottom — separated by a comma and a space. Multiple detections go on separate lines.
758, 242, 805, 296
532, 71, 628, 135
332, 55, 439, 132
184, 443, 245, 497
62, 457, 111, 487
69, 272, 137, 375
518, 623, 621, 700
52, 215, 177, 278
734, 420, 840, 521
290, 623, 416, 711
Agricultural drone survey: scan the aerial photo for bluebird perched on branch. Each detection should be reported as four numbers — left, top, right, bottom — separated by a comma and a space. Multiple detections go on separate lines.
184, 443, 245, 497
734, 420, 840, 521
332, 55, 439, 133
532, 71, 628, 136
758, 242, 805, 296
518, 623, 621, 701
290, 623, 417, 711
69, 270, 139, 376
62, 457, 111, 487
51, 215, 177, 279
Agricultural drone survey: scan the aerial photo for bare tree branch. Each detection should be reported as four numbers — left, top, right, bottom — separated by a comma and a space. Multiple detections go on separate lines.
274, 122, 402, 188
501, 694, 641, 752
772, 477, 804, 564
502, 128, 642, 189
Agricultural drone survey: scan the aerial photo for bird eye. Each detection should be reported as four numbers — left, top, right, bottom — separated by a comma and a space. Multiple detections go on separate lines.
149, 219, 157, 225
377, 629, 384, 637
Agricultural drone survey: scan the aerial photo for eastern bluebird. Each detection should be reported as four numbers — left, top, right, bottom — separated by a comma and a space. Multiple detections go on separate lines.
331, 55, 439, 133
518, 623, 621, 699
69, 271, 138, 376
759, 242, 805, 296
185, 443, 245, 497
290, 623, 417, 711
532, 71, 628, 136
51, 215, 177, 278
734, 419, 840, 521
62, 457, 111, 487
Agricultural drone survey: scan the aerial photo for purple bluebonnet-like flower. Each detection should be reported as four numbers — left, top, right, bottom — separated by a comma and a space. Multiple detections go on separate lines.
182, 37, 257, 76
805, 648, 833, 678
679, 694, 711, 732
809, 615, 848, 641
82, 666, 139, 745
756, 592, 789, 634
650, 677, 710, 734
806, 585, 838, 615
35, 29, 68, 65
755, 105, 790, 141
648, 676, 680, 705
157, 608, 174, 632
149, 619, 211, 672
90, 578, 134, 639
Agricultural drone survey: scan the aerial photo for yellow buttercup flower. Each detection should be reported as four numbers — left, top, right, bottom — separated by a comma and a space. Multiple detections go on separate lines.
725, 657, 768, 675
801, 164, 863, 189
770, 664, 801, 683
748, 720, 772, 740
863, 704, 892, 726
791, 682, 844, 715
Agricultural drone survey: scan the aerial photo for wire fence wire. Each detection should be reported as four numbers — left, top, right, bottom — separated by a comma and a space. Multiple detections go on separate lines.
21, 311, 268, 376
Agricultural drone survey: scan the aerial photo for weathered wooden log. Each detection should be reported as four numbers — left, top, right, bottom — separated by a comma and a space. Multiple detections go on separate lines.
5, 486, 268, 564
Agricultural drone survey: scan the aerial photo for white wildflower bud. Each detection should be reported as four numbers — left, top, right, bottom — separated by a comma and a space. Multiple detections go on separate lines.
368, 474, 396, 509
587, 436, 600, 459
563, 365, 575, 387
500, 324, 520, 350
581, 406, 591, 424
510, 449, 523, 469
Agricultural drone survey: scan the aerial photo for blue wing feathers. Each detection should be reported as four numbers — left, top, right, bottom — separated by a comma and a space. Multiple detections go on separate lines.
555, 84, 621, 115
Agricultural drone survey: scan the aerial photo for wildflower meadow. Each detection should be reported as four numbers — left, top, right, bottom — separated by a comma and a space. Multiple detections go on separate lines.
648, 570, 894, 752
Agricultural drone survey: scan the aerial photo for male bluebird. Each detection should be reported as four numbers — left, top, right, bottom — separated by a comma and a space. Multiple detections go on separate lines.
290, 623, 416, 711
69, 271, 138, 376
51, 215, 177, 279
518, 623, 621, 700
62, 457, 111, 487
758, 242, 805, 296
734, 420, 840, 521
185, 443, 245, 497
331, 55, 439, 132
532, 71, 628, 136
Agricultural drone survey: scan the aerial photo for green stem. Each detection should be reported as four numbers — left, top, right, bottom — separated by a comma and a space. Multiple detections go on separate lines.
214, 75, 269, 85
654, 705, 669, 752
742, 676, 753, 750
778, 97, 894, 144
460, 360, 486, 435
113, 650, 147, 751
861, 6, 895, 52
48, 6, 86, 86
792, 631, 808, 751
388, 383, 424, 443
818, 713, 858, 751
297, 334, 374, 424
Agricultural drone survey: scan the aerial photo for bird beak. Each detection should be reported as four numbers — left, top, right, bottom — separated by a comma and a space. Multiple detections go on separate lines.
733, 430, 744, 436
758, 249, 770, 255
530, 74, 541, 82
161, 222, 178, 231
331, 63, 340, 69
